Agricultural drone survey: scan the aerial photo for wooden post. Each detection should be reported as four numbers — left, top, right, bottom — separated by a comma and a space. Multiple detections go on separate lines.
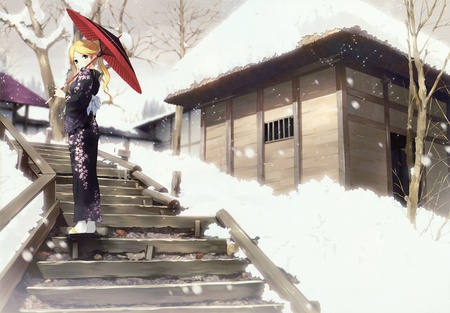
171, 105, 183, 155
171, 105, 183, 197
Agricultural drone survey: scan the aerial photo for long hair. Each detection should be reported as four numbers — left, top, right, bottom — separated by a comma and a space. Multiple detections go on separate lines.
68, 40, 113, 103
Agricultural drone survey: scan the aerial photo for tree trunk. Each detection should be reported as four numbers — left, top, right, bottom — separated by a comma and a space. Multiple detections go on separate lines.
406, 98, 427, 226
34, 48, 66, 141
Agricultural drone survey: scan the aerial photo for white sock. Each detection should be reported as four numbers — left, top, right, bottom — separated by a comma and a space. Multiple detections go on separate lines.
86, 221, 96, 233
72, 220, 87, 233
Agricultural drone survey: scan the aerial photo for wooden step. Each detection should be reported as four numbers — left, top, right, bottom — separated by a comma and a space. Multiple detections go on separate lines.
20, 303, 283, 313
57, 184, 145, 196
57, 176, 141, 188
37, 258, 248, 279
51, 237, 227, 254
26, 280, 266, 307
49, 164, 129, 178
44, 158, 115, 168
60, 202, 171, 215
31, 142, 69, 151
58, 194, 154, 205
62, 213, 216, 229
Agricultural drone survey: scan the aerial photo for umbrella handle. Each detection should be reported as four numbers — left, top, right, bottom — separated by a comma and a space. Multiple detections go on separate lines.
44, 54, 100, 105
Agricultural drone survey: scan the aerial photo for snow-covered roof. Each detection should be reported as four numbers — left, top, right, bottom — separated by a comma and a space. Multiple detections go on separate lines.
0, 73, 47, 107
164, 0, 450, 100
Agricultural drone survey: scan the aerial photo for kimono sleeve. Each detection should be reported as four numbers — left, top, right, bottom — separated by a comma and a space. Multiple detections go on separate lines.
65, 67, 94, 105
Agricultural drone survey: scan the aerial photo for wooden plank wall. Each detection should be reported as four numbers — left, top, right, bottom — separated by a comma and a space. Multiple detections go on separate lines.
348, 121, 388, 195
346, 69, 388, 195
233, 93, 258, 181
300, 67, 339, 183
300, 94, 339, 182
204, 102, 227, 172
263, 81, 295, 194
264, 106, 295, 194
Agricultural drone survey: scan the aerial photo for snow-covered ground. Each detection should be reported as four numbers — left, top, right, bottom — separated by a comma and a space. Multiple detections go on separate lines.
2, 131, 450, 313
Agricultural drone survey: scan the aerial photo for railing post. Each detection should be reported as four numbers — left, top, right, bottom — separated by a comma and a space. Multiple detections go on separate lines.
43, 178, 56, 212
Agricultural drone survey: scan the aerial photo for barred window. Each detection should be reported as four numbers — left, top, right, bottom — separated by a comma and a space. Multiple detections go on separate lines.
264, 116, 294, 143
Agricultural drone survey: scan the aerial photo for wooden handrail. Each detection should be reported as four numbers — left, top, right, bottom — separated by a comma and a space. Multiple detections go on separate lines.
98, 150, 167, 193
0, 115, 59, 311
98, 150, 142, 172
216, 209, 321, 313
98, 149, 178, 209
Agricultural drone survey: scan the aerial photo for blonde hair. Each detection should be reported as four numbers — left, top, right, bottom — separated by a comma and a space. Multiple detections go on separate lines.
69, 40, 112, 103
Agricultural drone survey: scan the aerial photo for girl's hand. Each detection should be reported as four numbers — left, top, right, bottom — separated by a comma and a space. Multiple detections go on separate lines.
54, 88, 65, 98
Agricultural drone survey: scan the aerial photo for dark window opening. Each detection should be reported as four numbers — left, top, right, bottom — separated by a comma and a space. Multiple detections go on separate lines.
391, 133, 422, 206
265, 116, 294, 143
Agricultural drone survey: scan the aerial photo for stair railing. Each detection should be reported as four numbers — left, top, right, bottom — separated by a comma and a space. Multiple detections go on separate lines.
98, 149, 180, 212
0, 115, 60, 311
216, 209, 321, 313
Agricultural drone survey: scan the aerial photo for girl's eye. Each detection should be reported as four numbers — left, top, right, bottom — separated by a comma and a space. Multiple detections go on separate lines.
82, 55, 88, 59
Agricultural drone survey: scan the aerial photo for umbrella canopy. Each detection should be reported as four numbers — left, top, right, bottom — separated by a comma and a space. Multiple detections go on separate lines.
66, 8, 142, 94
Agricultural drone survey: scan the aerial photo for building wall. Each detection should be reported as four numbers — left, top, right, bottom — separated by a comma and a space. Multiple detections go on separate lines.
263, 81, 295, 194
345, 68, 388, 195
198, 61, 449, 209
204, 101, 227, 172
299, 67, 339, 184
233, 93, 258, 181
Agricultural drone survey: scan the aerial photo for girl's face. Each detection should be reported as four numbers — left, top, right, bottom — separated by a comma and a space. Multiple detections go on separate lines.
73, 51, 94, 71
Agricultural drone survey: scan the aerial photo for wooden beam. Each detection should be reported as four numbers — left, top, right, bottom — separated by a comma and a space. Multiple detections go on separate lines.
62, 213, 215, 229
20, 304, 283, 312
335, 62, 350, 187
0, 200, 60, 311
382, 78, 393, 194
226, 99, 234, 175
256, 89, 265, 184
51, 237, 227, 254
26, 280, 267, 307
37, 259, 248, 279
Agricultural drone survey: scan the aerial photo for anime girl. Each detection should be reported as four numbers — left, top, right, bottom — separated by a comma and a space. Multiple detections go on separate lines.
54, 40, 112, 234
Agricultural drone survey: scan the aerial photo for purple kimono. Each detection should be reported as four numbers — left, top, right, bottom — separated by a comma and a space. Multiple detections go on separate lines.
64, 67, 102, 223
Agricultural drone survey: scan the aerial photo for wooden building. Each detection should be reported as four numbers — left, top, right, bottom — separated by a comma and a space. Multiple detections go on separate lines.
164, 27, 450, 214
0, 72, 48, 134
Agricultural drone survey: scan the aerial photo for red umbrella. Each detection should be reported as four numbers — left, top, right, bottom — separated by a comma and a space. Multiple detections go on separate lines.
66, 8, 141, 94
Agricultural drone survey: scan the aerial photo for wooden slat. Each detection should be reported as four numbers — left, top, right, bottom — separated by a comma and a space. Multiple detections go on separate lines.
52, 237, 227, 254
37, 259, 248, 279
42, 159, 114, 169
26, 280, 265, 306
51, 237, 227, 254
49, 164, 128, 178
62, 213, 217, 229
60, 202, 167, 215
57, 194, 154, 205
30, 142, 69, 150
57, 185, 144, 196
20, 303, 283, 313
56, 176, 140, 188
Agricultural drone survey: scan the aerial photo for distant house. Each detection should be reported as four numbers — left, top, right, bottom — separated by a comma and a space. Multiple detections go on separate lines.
162, 1, 450, 214
134, 111, 201, 157
0, 72, 49, 134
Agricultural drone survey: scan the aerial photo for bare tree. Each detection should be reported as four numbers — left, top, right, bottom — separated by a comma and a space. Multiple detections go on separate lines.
146, 0, 221, 62
403, 0, 450, 226
0, 0, 156, 140
0, 0, 70, 140
145, 0, 221, 157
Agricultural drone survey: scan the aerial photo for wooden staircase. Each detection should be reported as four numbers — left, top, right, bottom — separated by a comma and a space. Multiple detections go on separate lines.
12, 142, 284, 313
